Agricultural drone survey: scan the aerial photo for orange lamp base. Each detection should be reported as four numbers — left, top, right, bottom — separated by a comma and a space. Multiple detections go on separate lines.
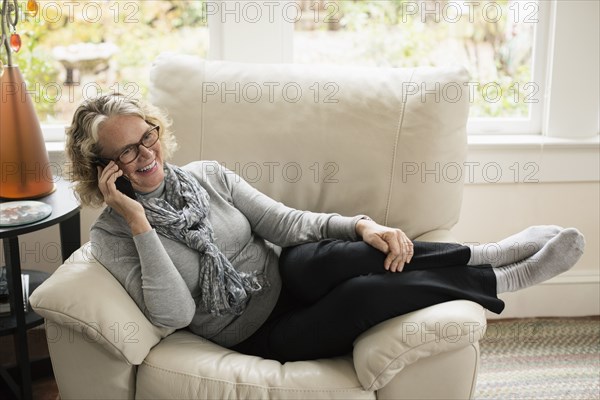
1, 65, 56, 200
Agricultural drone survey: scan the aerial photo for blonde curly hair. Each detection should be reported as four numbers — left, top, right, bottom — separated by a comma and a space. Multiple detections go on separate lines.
66, 93, 178, 207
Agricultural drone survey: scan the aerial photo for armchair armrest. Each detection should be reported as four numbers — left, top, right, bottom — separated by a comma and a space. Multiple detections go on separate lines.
29, 243, 174, 365
352, 300, 487, 391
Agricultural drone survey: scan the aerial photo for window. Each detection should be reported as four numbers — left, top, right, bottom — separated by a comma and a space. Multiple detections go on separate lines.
293, 0, 547, 134
10, 0, 208, 139
7, 0, 597, 140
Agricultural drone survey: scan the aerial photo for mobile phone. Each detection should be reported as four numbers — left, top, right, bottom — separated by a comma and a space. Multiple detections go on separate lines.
95, 159, 137, 199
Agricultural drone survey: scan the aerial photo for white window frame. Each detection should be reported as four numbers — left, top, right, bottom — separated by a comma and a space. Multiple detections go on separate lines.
542, 0, 599, 139
43, 124, 67, 142
466, 0, 550, 135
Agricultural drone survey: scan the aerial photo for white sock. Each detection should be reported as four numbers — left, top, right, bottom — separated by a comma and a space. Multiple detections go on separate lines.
494, 228, 585, 293
468, 225, 562, 267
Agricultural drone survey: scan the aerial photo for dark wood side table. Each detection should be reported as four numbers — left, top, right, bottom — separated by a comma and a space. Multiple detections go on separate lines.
0, 179, 80, 400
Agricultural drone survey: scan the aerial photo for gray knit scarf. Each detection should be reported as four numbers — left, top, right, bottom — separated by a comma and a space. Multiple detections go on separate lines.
138, 163, 263, 316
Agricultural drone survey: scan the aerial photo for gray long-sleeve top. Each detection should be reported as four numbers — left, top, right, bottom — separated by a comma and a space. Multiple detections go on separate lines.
90, 161, 365, 347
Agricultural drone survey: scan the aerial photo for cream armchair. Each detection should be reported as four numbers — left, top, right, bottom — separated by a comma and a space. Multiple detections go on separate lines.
30, 56, 487, 399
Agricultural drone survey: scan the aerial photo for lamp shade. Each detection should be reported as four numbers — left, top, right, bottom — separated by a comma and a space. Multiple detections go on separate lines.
1, 65, 55, 199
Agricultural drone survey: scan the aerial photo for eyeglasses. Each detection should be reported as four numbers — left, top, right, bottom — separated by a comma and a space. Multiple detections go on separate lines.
100, 123, 160, 165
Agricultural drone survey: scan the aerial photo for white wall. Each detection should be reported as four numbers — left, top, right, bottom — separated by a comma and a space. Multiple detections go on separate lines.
455, 181, 599, 318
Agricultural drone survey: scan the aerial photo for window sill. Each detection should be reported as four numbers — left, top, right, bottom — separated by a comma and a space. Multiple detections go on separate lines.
465, 134, 599, 184
46, 141, 66, 153
467, 134, 600, 150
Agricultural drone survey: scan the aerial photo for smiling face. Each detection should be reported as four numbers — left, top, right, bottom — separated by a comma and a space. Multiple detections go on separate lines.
97, 115, 165, 194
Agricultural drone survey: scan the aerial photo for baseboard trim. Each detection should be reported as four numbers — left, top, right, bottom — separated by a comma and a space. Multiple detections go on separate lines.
539, 270, 600, 285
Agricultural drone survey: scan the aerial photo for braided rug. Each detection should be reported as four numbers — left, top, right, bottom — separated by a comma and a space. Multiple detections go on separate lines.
475, 317, 600, 399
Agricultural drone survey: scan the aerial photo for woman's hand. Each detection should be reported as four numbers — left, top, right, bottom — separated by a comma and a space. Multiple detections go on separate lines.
356, 219, 414, 272
97, 161, 151, 235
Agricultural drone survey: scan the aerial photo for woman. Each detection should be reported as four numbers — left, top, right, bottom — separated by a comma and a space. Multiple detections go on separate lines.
66, 94, 585, 363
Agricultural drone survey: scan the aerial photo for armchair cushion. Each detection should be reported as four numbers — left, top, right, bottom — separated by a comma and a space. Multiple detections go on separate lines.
150, 55, 470, 240
353, 300, 487, 391
136, 331, 373, 399
29, 243, 174, 365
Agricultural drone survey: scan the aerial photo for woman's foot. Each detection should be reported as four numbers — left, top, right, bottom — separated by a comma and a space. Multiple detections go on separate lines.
494, 228, 585, 293
468, 225, 563, 267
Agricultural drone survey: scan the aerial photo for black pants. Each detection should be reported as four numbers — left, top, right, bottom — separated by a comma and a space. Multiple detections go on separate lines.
233, 239, 504, 363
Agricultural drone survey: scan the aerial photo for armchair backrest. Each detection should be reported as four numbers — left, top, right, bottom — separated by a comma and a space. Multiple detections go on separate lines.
149, 55, 469, 239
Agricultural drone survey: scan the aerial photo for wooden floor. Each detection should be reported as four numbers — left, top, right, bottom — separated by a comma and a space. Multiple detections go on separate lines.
0, 329, 59, 400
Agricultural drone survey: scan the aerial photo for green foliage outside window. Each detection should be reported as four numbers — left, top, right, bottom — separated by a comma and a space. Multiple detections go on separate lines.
295, 0, 536, 118
7, 0, 208, 123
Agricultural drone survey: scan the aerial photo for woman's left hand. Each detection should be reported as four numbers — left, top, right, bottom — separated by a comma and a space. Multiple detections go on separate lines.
356, 219, 414, 272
